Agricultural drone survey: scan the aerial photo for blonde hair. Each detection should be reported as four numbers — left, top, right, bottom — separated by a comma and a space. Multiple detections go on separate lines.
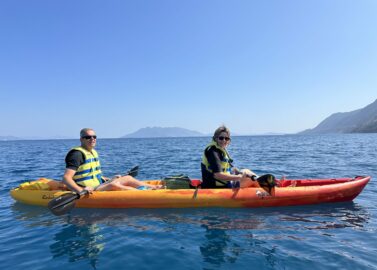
212, 125, 230, 141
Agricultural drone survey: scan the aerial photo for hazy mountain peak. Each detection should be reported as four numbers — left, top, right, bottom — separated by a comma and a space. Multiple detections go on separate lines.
122, 127, 204, 138
300, 99, 377, 134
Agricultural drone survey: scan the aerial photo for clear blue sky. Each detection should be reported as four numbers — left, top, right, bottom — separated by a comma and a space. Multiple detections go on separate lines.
1, 1, 376, 138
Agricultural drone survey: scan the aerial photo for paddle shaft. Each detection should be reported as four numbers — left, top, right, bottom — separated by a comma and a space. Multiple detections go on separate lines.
49, 190, 87, 210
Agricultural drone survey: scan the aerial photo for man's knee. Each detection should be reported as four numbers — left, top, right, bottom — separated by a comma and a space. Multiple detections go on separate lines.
120, 175, 133, 181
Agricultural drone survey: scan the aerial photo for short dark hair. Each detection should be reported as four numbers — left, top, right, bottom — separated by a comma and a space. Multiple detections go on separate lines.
80, 128, 94, 138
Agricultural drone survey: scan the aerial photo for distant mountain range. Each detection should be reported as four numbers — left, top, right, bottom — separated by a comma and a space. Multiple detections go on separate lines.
122, 127, 205, 138
0, 136, 21, 141
0, 135, 73, 141
300, 99, 377, 134
4, 100, 376, 140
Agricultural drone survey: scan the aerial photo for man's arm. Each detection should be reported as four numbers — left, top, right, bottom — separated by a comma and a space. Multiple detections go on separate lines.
63, 150, 94, 193
63, 168, 86, 193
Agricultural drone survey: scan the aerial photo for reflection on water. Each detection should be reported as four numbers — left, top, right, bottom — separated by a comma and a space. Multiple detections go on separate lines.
49, 222, 104, 269
199, 215, 244, 267
277, 203, 370, 231
10, 201, 372, 269
11, 203, 58, 227
11, 203, 105, 269
198, 213, 285, 269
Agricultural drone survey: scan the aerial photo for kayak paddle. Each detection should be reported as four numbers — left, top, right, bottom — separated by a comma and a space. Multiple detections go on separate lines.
48, 165, 139, 216
48, 190, 88, 216
127, 165, 139, 177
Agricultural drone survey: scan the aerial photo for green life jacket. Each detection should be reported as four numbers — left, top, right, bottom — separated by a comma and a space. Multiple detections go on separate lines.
72, 147, 103, 188
201, 141, 233, 187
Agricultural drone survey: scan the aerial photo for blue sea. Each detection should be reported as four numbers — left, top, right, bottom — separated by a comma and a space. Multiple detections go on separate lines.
0, 134, 376, 270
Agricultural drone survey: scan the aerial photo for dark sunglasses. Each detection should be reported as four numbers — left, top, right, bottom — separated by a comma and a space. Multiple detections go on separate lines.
82, 135, 97, 140
218, 136, 230, 141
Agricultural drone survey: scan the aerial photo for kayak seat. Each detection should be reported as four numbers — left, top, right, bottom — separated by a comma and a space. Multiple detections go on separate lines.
19, 178, 69, 191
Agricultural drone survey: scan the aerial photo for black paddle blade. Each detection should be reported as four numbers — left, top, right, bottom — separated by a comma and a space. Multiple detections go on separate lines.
127, 165, 139, 177
49, 198, 77, 216
257, 174, 277, 194
48, 192, 79, 216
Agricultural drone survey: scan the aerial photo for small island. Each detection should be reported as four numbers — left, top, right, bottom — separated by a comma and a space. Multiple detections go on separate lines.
122, 127, 205, 138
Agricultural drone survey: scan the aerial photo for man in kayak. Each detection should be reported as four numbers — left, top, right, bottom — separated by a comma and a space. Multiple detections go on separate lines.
63, 128, 162, 193
201, 125, 259, 189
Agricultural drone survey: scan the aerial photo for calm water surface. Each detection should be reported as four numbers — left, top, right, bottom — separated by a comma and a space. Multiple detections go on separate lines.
0, 134, 376, 269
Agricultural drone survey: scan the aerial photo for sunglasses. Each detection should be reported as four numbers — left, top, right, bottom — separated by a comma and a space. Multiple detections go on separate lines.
82, 135, 97, 140
218, 136, 230, 141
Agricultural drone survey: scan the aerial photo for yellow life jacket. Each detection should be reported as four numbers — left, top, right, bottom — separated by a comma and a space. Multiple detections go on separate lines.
72, 147, 103, 188
201, 141, 233, 187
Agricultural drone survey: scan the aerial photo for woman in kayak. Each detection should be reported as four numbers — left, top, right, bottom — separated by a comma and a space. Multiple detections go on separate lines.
201, 125, 259, 189
63, 128, 163, 194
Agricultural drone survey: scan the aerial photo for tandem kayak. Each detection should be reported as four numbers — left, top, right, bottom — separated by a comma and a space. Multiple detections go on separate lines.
10, 176, 370, 209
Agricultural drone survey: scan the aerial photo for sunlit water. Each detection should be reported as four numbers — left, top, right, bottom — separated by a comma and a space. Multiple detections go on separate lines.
0, 134, 376, 269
